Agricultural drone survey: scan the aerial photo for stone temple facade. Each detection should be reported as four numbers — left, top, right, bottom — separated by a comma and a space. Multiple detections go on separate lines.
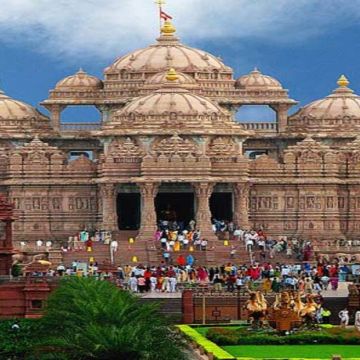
2, 20, 360, 263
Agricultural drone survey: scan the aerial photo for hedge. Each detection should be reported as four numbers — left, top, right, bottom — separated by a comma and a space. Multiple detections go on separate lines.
177, 324, 235, 360
207, 327, 360, 346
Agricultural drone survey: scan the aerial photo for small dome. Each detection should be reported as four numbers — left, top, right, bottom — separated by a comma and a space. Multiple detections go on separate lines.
55, 69, 103, 90
0, 90, 46, 120
289, 75, 360, 132
235, 68, 282, 89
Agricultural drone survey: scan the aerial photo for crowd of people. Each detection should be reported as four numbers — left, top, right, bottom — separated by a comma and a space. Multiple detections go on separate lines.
45, 260, 352, 296
155, 218, 315, 266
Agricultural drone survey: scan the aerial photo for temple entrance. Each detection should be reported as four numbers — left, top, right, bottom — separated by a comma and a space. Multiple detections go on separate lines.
117, 193, 140, 230
155, 193, 194, 225
210, 187, 233, 222
155, 183, 195, 226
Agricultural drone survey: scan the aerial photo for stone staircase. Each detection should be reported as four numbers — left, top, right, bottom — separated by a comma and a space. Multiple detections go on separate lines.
45, 231, 311, 268
48, 249, 63, 267
140, 297, 182, 323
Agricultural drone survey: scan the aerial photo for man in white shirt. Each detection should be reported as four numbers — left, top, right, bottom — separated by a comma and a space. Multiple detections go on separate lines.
110, 240, 118, 264
36, 239, 43, 250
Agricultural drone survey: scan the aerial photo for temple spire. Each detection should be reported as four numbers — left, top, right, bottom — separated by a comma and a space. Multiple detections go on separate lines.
337, 74, 349, 88
166, 68, 178, 82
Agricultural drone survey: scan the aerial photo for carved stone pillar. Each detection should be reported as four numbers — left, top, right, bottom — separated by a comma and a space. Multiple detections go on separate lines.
138, 182, 159, 239
50, 105, 65, 132
271, 103, 291, 133
97, 105, 111, 124
193, 182, 216, 240
100, 183, 117, 231
233, 182, 250, 230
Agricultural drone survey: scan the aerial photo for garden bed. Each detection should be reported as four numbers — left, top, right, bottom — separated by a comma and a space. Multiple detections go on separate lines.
184, 325, 360, 360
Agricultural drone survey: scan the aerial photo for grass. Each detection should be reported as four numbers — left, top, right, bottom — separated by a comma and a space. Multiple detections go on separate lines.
223, 344, 360, 359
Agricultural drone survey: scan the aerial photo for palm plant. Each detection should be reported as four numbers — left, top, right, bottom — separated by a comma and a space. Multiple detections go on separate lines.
35, 277, 186, 360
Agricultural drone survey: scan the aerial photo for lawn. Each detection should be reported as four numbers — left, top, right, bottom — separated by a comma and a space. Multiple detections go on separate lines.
223, 344, 360, 359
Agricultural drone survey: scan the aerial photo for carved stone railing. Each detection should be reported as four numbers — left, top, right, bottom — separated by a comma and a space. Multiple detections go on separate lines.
60, 123, 101, 131
241, 122, 278, 132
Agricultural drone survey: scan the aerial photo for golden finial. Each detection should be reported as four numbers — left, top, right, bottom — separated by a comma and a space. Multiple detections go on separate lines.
166, 68, 179, 82
337, 74, 349, 88
161, 20, 176, 36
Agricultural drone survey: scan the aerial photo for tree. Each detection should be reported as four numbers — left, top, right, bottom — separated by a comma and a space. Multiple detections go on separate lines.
35, 277, 186, 360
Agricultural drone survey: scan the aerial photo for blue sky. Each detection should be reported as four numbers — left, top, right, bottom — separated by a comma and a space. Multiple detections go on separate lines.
1, 0, 360, 121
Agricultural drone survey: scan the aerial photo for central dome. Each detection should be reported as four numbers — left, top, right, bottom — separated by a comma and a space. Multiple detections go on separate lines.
104, 21, 232, 75
108, 40, 229, 74
102, 20, 235, 101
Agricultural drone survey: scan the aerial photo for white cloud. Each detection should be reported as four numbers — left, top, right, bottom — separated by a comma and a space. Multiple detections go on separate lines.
0, 0, 359, 63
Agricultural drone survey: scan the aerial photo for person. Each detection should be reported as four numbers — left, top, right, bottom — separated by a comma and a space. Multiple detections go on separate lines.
186, 254, 194, 266
213, 274, 223, 291
163, 250, 170, 264
110, 239, 118, 264
304, 276, 313, 294
320, 274, 330, 291
129, 274, 138, 292
355, 310, 360, 331
176, 254, 186, 267
137, 275, 146, 293
201, 239, 208, 251
56, 263, 65, 276
339, 308, 349, 328
36, 239, 43, 250
71, 260, 78, 272
321, 307, 331, 324
168, 275, 177, 293
85, 238, 93, 252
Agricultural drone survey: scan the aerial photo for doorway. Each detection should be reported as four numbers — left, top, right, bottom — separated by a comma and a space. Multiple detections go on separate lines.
155, 192, 195, 225
210, 192, 233, 221
117, 193, 140, 230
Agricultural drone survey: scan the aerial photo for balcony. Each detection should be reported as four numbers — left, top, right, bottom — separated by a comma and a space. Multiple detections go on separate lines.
241, 122, 278, 133
60, 123, 101, 132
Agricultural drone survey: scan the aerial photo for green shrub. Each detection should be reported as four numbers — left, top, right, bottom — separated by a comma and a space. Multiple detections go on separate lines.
0, 319, 42, 358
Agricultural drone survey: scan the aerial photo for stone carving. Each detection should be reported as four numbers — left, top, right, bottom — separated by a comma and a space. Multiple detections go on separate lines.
283, 136, 339, 176
67, 155, 96, 172
107, 137, 143, 163
151, 134, 200, 160
207, 136, 239, 161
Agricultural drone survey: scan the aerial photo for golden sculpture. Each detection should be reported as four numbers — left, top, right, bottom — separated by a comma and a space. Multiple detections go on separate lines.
246, 291, 268, 329
247, 290, 321, 332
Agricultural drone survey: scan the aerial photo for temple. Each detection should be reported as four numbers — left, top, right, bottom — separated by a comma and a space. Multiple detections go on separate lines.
1, 19, 360, 264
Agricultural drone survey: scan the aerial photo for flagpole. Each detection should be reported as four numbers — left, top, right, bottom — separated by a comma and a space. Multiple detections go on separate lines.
155, 0, 166, 34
